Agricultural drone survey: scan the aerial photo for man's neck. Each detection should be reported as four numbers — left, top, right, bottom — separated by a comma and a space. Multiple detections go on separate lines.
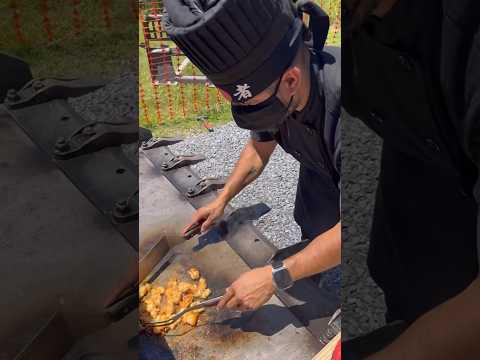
296, 49, 311, 112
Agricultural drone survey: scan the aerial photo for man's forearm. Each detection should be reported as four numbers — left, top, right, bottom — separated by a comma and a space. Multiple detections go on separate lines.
284, 222, 341, 281
369, 278, 480, 360
218, 139, 276, 205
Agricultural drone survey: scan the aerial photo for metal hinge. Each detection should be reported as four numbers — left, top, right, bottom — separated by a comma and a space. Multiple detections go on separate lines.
140, 136, 183, 150
54, 120, 138, 159
161, 154, 205, 171
186, 177, 227, 198
4, 78, 105, 109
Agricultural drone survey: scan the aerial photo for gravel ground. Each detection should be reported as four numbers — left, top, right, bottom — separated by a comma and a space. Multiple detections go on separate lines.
170, 122, 302, 250
69, 72, 138, 123
341, 113, 387, 339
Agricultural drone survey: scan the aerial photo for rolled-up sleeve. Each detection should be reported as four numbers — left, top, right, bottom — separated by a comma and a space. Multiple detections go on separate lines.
250, 130, 277, 142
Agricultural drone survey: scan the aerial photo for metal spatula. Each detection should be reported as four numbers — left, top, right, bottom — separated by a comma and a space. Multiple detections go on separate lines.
141, 295, 223, 328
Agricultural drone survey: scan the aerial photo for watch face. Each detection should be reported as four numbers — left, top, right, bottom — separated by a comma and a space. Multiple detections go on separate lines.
273, 264, 293, 290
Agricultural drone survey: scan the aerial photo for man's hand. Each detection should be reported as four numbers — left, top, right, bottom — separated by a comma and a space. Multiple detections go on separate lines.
182, 140, 276, 237
182, 198, 226, 235
217, 266, 275, 312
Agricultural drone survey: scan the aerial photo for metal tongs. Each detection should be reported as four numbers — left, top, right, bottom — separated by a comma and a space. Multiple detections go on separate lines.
141, 295, 223, 328
183, 222, 202, 239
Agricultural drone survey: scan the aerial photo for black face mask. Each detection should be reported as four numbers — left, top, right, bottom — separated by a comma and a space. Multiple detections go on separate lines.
231, 79, 294, 132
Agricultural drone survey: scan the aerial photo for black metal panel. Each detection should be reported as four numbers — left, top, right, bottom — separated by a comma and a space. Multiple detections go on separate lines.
5, 99, 138, 249
0, 53, 33, 101
141, 143, 340, 341
14, 312, 73, 360
4, 78, 105, 109
141, 145, 278, 268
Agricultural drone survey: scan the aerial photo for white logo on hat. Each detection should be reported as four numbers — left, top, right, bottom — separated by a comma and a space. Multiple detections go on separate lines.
234, 84, 253, 101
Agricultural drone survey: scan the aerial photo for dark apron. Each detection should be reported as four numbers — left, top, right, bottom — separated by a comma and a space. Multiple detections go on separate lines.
369, 144, 478, 323
295, 165, 339, 240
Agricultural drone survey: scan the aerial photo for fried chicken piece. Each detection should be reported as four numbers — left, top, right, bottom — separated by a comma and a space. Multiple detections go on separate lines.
182, 311, 201, 326
179, 292, 194, 309
150, 286, 165, 296
194, 277, 207, 297
141, 270, 212, 334
145, 302, 157, 315
143, 296, 155, 307
159, 299, 175, 317
146, 292, 162, 307
139, 283, 151, 298
199, 288, 212, 299
166, 278, 178, 290
152, 325, 168, 335
169, 318, 182, 330
188, 267, 200, 280
178, 281, 195, 293
165, 287, 182, 305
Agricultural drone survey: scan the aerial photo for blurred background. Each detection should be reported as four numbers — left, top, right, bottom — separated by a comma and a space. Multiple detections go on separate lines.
0, 0, 137, 77
138, 0, 341, 137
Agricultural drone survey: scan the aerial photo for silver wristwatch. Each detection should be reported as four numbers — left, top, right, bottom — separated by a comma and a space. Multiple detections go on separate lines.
271, 260, 294, 290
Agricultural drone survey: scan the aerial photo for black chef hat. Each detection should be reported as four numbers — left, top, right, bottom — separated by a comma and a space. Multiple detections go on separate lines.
163, 0, 305, 103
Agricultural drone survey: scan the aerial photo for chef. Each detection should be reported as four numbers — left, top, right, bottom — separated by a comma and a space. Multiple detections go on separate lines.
343, 0, 480, 358
163, 0, 341, 311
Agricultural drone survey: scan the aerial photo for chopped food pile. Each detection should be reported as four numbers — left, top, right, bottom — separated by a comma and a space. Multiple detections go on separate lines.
139, 267, 212, 334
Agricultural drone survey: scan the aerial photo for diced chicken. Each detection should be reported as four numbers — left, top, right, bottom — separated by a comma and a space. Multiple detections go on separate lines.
165, 287, 182, 304
199, 288, 212, 299
194, 277, 207, 297
178, 281, 195, 293
179, 292, 194, 309
160, 300, 175, 317
139, 283, 151, 298
182, 311, 200, 326
188, 267, 200, 280
139, 268, 212, 335
150, 286, 165, 296
166, 279, 178, 289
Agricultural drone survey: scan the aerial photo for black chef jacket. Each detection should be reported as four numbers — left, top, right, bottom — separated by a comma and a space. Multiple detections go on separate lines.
343, 0, 480, 323
252, 46, 341, 240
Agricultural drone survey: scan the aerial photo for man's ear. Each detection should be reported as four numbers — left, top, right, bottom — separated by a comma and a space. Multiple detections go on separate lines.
281, 66, 302, 97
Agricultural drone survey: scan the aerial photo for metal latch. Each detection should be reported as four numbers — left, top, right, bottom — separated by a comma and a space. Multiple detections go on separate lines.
161, 154, 205, 171
4, 78, 105, 109
54, 120, 138, 159
186, 177, 227, 198
141, 136, 183, 150
112, 188, 139, 224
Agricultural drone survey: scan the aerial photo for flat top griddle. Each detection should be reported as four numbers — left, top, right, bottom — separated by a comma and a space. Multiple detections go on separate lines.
143, 233, 322, 360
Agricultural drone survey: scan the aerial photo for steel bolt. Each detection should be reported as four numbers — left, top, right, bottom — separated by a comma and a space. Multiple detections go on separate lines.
83, 126, 95, 135
33, 81, 44, 91
55, 137, 69, 152
6, 89, 19, 102
115, 200, 129, 213
187, 188, 195, 194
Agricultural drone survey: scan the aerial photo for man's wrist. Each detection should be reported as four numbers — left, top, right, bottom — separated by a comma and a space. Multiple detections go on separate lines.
215, 193, 230, 208
284, 257, 300, 282
271, 260, 295, 290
